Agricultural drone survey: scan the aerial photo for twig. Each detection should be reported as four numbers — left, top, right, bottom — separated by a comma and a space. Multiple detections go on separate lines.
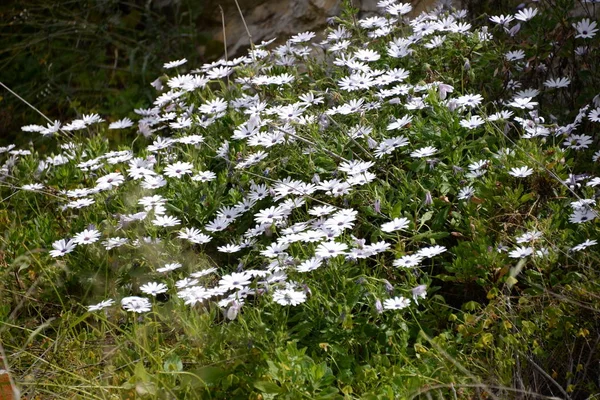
523, 353, 572, 400
0, 81, 72, 138
219, 5, 228, 63
419, 330, 501, 400
286, 130, 349, 163
264, 120, 349, 163
409, 383, 566, 400
325, 114, 374, 159
527, 282, 600, 313
111, 48, 119, 81
233, 0, 254, 50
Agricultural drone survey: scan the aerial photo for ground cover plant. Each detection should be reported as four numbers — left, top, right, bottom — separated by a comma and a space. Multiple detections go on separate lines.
1, 0, 600, 398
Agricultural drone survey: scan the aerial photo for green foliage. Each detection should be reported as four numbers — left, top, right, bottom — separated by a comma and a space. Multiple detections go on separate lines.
1, 1, 600, 399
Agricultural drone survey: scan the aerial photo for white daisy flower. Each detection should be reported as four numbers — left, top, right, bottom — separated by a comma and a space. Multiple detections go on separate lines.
315, 241, 348, 258
96, 173, 125, 190
515, 231, 543, 243
21, 183, 44, 191
103, 237, 129, 250
87, 299, 115, 312
67, 198, 95, 209
49, 239, 77, 258
544, 77, 570, 89
219, 272, 252, 291
416, 245, 447, 258
411, 285, 427, 304
73, 229, 101, 245
411, 146, 438, 158
164, 161, 193, 178
218, 244, 243, 253
514, 7, 538, 22
108, 118, 134, 129
383, 296, 411, 310
163, 58, 187, 69
571, 239, 597, 252
272, 288, 307, 306
297, 257, 323, 273
458, 186, 475, 200
573, 18, 598, 39
508, 166, 534, 178
140, 282, 168, 296
308, 205, 337, 216
157, 263, 183, 273
152, 215, 181, 227
121, 296, 152, 313
192, 171, 217, 182
508, 246, 534, 258
393, 254, 424, 268
381, 217, 410, 233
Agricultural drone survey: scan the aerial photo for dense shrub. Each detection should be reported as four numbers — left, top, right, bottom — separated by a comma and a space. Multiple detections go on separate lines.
1, 0, 599, 398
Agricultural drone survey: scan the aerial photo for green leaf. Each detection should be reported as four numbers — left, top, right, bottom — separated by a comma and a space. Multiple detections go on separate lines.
165, 203, 184, 214
479, 332, 494, 347
520, 192, 535, 203
505, 276, 518, 287
522, 320, 536, 335
267, 360, 280, 377
433, 274, 456, 282
254, 381, 283, 394
419, 210, 434, 226
314, 156, 337, 171
487, 287, 499, 299
410, 231, 449, 242
462, 301, 480, 311
181, 366, 227, 388
391, 201, 403, 218
134, 361, 150, 382
315, 386, 342, 399
135, 382, 157, 397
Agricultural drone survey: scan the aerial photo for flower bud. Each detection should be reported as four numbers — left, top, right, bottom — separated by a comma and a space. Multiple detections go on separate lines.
375, 299, 383, 314
424, 191, 433, 205
302, 284, 312, 297
447, 99, 458, 112
411, 285, 427, 304
438, 83, 454, 100
226, 301, 242, 320
383, 279, 394, 294
367, 137, 378, 149
508, 23, 521, 36
374, 199, 381, 213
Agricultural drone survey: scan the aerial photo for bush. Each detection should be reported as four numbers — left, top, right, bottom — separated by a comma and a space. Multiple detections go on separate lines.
1, 0, 599, 398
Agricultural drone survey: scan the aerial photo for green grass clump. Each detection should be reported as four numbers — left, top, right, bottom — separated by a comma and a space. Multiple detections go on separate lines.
1, 0, 600, 398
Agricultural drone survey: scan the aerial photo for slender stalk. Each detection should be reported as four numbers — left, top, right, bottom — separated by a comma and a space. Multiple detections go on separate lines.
0, 82, 72, 138
233, 0, 254, 50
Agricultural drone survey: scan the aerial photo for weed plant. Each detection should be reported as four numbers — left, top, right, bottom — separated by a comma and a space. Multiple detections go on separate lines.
1, 0, 600, 398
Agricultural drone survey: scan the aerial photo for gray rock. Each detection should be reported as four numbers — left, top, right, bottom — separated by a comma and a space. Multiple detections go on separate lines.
206, 0, 448, 57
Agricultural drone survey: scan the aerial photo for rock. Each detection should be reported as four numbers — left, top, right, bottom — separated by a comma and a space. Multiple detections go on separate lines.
205, 0, 449, 57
